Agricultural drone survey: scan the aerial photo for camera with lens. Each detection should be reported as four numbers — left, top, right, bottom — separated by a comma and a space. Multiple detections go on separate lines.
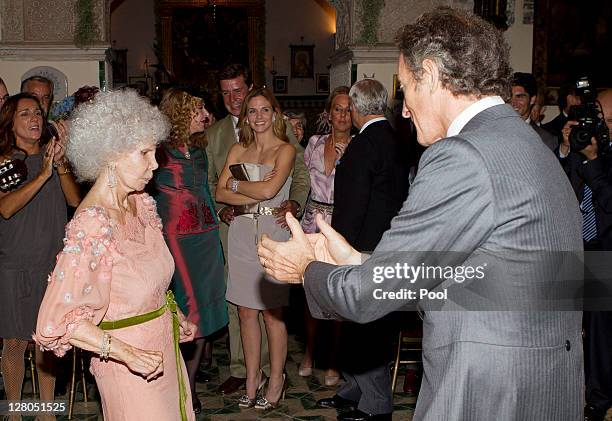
568, 76, 611, 154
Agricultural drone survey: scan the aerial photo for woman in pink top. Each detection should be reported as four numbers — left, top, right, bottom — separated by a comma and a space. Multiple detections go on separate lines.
35, 90, 197, 421
299, 86, 352, 386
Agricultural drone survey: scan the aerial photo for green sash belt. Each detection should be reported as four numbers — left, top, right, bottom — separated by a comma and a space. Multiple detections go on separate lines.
99, 290, 188, 421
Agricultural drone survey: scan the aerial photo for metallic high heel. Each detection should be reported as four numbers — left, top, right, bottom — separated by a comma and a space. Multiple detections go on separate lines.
238, 370, 267, 408
255, 373, 286, 410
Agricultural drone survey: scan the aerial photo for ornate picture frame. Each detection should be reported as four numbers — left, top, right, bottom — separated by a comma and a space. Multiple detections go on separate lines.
290, 45, 314, 79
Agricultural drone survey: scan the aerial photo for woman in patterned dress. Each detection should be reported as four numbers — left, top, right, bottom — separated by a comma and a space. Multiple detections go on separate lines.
35, 90, 197, 421
299, 86, 352, 386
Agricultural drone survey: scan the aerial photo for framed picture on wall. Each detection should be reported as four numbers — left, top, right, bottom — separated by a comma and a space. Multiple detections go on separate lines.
316, 73, 330, 94
392, 74, 404, 100
290, 45, 314, 79
273, 76, 288, 94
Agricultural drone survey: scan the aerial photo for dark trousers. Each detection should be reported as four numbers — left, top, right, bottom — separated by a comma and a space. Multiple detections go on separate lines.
585, 311, 612, 412
337, 316, 396, 415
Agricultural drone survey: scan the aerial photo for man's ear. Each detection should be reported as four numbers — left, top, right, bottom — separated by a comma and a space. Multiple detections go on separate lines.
248, 84, 254, 92
421, 59, 439, 93
530, 95, 537, 106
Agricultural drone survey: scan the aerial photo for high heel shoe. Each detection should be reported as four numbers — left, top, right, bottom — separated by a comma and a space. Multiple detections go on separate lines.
255, 373, 286, 410
238, 369, 267, 408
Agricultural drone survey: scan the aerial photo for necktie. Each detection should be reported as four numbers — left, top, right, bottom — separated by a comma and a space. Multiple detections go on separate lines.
581, 184, 597, 242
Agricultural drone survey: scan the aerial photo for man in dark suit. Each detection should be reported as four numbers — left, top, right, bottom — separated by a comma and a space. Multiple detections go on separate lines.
543, 82, 582, 143
558, 89, 612, 421
510, 72, 557, 151
258, 7, 583, 420
315, 78, 408, 421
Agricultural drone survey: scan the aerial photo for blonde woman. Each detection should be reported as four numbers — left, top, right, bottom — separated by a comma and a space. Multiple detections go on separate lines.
216, 87, 295, 410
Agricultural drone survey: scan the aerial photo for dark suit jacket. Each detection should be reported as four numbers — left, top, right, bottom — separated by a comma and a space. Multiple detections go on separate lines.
331, 119, 409, 252
542, 112, 567, 143
531, 121, 557, 151
560, 151, 612, 250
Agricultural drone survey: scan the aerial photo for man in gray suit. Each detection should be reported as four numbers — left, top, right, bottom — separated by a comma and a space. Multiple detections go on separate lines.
258, 7, 584, 421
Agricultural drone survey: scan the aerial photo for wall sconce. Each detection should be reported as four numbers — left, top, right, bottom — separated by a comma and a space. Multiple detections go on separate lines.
143, 58, 150, 78
270, 56, 277, 76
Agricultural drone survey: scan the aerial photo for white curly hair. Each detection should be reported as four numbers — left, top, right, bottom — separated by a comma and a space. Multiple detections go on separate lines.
67, 89, 169, 182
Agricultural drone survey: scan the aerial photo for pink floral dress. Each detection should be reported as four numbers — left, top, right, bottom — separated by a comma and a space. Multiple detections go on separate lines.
35, 192, 194, 421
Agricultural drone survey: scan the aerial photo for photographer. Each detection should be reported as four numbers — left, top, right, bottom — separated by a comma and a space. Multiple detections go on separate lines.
559, 89, 612, 421
558, 89, 612, 250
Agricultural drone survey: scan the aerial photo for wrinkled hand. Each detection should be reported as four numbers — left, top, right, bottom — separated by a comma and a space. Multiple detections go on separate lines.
258, 212, 315, 283
274, 200, 299, 229
219, 206, 235, 225
178, 318, 197, 343
305, 214, 361, 266
124, 346, 164, 381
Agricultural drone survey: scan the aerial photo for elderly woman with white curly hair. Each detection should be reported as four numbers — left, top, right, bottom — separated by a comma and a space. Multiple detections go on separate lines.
35, 89, 198, 421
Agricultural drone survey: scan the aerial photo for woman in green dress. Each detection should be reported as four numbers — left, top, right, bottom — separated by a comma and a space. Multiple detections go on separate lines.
154, 88, 228, 413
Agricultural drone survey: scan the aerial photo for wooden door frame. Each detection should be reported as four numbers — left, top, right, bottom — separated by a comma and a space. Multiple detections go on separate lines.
157, 0, 265, 85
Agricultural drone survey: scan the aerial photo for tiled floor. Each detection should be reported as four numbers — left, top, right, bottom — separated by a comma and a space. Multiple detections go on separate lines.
4, 334, 416, 420
9, 336, 611, 421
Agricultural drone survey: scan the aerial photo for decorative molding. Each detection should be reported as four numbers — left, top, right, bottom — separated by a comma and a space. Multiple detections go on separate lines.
0, 0, 25, 42
0, 44, 108, 61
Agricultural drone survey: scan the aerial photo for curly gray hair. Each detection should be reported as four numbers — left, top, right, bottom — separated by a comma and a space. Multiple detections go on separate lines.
67, 89, 169, 182
395, 7, 512, 100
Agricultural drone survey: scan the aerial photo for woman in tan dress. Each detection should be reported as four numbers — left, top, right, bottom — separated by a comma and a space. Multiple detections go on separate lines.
216, 87, 295, 411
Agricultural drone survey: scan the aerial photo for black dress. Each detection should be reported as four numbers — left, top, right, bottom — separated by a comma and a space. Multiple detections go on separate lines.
0, 152, 66, 339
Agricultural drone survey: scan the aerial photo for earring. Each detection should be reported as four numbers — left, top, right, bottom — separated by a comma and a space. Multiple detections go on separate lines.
107, 163, 117, 188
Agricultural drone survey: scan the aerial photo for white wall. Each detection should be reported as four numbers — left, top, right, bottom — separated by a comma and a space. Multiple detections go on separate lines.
265, 0, 335, 95
110, 0, 156, 82
505, 0, 534, 73
1, 61, 101, 99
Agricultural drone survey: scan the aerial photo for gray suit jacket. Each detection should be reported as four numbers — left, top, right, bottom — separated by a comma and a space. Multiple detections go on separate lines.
304, 104, 584, 420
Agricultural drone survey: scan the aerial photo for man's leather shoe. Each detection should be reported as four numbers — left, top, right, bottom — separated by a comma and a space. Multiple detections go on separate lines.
317, 394, 358, 410
216, 376, 246, 395
195, 369, 211, 383
337, 409, 392, 421
192, 398, 202, 415
584, 404, 606, 421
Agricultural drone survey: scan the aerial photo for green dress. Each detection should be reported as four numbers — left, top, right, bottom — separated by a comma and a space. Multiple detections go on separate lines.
153, 145, 228, 337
